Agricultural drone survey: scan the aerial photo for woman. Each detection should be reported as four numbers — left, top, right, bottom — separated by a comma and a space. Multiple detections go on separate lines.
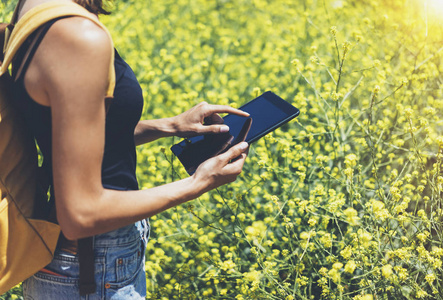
13, 0, 249, 298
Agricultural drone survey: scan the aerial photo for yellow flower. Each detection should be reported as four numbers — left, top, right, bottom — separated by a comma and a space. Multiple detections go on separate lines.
344, 260, 356, 274
320, 233, 333, 248
310, 55, 319, 63
343, 207, 360, 225
373, 85, 380, 94
328, 268, 340, 283
425, 273, 436, 285
416, 290, 428, 298
394, 266, 409, 281
357, 229, 373, 248
291, 58, 300, 66
381, 264, 393, 278
295, 276, 309, 287
404, 107, 413, 119
341, 246, 353, 260
308, 218, 317, 227
344, 154, 358, 168
319, 267, 328, 277
333, 262, 343, 270
243, 270, 261, 282
331, 91, 341, 101
342, 41, 351, 56
369, 199, 391, 221
417, 231, 430, 243
221, 259, 236, 273
300, 231, 316, 239
252, 87, 261, 98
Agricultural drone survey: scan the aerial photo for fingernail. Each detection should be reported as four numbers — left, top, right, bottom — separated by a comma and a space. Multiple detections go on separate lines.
239, 142, 248, 150
220, 125, 229, 133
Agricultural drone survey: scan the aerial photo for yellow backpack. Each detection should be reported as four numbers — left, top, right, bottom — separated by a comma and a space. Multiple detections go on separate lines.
0, 1, 115, 294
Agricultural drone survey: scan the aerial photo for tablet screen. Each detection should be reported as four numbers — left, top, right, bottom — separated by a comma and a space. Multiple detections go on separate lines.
224, 94, 293, 143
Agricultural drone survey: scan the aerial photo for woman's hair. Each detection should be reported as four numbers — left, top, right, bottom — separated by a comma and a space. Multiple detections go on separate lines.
75, 0, 111, 15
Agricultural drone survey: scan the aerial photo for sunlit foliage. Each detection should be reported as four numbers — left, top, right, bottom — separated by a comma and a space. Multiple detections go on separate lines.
2, 0, 443, 298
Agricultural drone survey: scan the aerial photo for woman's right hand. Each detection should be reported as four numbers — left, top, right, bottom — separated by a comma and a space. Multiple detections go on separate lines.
192, 141, 249, 194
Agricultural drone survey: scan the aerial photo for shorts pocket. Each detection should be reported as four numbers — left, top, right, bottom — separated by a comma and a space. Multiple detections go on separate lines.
32, 251, 79, 284
114, 241, 144, 284
23, 276, 80, 300
106, 266, 146, 299
23, 253, 80, 300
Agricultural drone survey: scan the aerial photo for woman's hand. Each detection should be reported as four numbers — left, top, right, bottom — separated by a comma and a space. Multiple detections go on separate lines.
172, 101, 250, 138
191, 141, 249, 194
134, 102, 249, 145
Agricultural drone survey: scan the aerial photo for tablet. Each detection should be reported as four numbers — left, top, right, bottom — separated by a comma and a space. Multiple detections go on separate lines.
171, 91, 300, 175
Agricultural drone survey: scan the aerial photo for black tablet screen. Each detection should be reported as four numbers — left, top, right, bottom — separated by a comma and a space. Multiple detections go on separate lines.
224, 94, 292, 143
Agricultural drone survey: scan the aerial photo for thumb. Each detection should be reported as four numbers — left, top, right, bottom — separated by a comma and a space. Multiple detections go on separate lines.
219, 141, 249, 163
199, 124, 230, 134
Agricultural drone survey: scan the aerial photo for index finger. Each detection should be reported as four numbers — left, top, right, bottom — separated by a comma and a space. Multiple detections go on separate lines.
204, 104, 250, 118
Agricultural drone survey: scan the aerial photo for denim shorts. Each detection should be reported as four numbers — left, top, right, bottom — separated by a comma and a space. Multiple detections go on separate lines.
23, 219, 150, 300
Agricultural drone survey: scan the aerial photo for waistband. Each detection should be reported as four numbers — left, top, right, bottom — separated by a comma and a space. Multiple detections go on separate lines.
58, 220, 150, 253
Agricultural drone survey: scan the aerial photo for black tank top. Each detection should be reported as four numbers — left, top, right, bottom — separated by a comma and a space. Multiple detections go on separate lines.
12, 19, 143, 195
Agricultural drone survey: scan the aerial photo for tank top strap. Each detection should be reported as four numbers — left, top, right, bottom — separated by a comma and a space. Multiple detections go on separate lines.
13, 17, 65, 82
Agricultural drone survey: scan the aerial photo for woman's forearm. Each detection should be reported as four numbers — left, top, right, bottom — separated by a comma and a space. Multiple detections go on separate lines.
58, 175, 204, 240
134, 117, 179, 146
58, 140, 248, 241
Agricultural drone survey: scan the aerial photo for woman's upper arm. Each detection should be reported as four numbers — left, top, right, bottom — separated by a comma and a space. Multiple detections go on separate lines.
28, 17, 113, 229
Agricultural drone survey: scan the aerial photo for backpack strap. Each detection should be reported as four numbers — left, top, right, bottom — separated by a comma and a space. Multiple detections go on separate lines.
78, 237, 96, 295
1, 1, 115, 98
1, 0, 23, 60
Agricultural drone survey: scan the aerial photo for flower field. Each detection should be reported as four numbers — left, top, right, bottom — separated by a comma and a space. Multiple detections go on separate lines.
2, 0, 443, 299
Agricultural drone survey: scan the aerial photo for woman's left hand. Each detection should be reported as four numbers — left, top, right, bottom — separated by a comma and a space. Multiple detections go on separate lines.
172, 101, 250, 138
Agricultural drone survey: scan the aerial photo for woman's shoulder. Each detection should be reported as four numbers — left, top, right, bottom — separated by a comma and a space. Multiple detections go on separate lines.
17, 0, 111, 54
23, 17, 112, 107
44, 17, 111, 54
